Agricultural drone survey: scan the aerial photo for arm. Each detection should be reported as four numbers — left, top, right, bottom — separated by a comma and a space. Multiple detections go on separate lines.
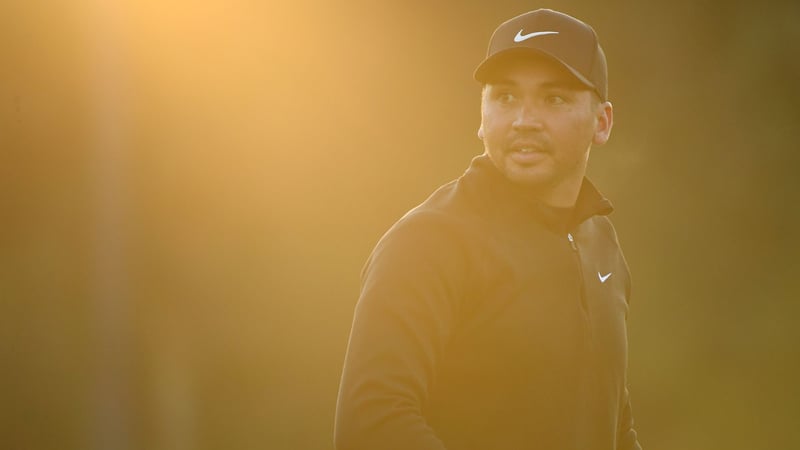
334, 212, 469, 450
617, 386, 642, 450
618, 263, 642, 450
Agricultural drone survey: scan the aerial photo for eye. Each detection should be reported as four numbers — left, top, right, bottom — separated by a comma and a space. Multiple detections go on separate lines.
545, 94, 567, 106
493, 91, 517, 105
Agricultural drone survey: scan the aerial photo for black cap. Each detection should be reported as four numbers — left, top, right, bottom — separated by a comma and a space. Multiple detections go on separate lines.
474, 9, 608, 101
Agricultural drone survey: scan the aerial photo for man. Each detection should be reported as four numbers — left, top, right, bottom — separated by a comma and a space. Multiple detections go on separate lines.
335, 9, 642, 450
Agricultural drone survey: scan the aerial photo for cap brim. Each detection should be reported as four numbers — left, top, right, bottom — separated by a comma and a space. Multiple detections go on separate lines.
474, 47, 598, 97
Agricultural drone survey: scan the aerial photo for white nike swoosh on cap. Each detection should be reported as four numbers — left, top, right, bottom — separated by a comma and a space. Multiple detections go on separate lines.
513, 30, 559, 42
598, 272, 612, 283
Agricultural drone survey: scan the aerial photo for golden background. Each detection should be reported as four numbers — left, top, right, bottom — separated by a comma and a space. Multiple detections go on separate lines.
2, 0, 798, 449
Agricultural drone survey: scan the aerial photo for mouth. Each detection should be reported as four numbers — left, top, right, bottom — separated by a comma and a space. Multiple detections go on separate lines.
508, 139, 548, 153
508, 145, 548, 165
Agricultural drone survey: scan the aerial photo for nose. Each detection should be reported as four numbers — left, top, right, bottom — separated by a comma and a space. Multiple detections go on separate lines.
512, 103, 544, 132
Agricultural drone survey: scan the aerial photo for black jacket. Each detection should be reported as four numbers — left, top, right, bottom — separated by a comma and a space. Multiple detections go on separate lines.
335, 155, 641, 450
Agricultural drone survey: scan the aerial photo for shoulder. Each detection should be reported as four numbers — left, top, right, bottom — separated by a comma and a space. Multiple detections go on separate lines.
362, 180, 484, 280
381, 178, 482, 246
371, 205, 472, 267
586, 214, 623, 247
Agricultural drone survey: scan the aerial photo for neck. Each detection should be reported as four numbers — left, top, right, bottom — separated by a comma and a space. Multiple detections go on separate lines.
520, 177, 582, 209
540, 184, 580, 208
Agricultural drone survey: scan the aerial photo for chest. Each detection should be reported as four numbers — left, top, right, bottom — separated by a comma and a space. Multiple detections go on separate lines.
444, 218, 630, 379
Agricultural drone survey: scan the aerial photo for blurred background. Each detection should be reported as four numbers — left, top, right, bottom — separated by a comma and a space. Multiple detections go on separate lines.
1, 0, 798, 449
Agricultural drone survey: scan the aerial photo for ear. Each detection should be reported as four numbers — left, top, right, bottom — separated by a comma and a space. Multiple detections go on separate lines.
592, 101, 614, 145
477, 124, 484, 140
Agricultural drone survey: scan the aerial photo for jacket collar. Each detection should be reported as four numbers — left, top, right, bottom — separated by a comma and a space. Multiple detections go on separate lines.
459, 154, 613, 232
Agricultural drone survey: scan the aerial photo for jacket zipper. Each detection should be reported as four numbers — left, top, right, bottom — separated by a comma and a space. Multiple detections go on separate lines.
567, 232, 588, 314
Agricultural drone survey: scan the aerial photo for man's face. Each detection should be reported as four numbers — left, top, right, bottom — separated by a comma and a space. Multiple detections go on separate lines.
478, 55, 612, 205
